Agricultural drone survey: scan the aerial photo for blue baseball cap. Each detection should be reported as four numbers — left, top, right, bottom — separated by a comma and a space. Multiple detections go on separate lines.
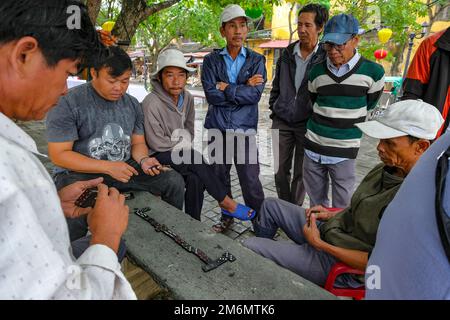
321, 14, 359, 45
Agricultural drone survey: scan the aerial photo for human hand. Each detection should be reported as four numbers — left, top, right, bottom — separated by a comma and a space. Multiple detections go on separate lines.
303, 214, 323, 250
305, 205, 333, 223
58, 177, 104, 219
140, 157, 162, 176
216, 82, 229, 91
246, 74, 264, 87
88, 184, 129, 254
104, 161, 139, 183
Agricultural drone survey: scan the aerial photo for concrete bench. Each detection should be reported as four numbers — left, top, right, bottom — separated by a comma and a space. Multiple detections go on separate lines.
20, 120, 336, 300
124, 191, 336, 300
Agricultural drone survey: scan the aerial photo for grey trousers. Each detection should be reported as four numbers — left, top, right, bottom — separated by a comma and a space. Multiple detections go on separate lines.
54, 159, 185, 260
243, 198, 362, 287
272, 117, 307, 206
302, 155, 355, 208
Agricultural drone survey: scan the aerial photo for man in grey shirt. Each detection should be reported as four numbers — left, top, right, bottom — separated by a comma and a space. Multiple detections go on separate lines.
46, 47, 185, 258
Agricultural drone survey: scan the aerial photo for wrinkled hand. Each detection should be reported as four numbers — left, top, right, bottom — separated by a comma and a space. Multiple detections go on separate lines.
305, 205, 333, 224
140, 157, 162, 176
88, 184, 129, 254
104, 161, 139, 183
246, 74, 264, 87
216, 82, 229, 91
58, 177, 104, 219
303, 214, 323, 250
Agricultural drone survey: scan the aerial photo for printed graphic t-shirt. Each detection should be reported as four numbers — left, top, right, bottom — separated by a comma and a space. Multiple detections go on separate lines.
46, 82, 144, 167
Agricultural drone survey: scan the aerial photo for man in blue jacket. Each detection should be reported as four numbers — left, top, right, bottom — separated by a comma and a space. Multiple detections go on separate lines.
201, 4, 267, 232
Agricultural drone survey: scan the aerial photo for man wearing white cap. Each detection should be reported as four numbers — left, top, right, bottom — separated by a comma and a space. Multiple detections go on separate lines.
142, 49, 255, 222
201, 4, 267, 232
244, 100, 443, 288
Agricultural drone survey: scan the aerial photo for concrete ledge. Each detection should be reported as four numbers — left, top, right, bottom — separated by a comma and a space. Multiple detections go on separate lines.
124, 192, 336, 300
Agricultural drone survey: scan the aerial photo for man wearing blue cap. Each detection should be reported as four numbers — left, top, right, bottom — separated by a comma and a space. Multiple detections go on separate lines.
303, 14, 385, 208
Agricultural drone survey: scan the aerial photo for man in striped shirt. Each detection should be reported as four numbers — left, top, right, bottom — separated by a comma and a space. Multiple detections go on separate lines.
304, 14, 385, 208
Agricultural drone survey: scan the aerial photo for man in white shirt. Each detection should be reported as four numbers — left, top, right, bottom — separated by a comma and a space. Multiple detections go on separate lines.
0, 0, 136, 299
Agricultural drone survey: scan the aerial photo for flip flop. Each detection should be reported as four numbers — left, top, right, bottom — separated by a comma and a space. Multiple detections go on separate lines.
212, 217, 234, 233
221, 203, 256, 221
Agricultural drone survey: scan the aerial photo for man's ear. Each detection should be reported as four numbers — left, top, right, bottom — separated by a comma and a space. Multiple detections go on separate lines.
352, 36, 360, 47
90, 67, 98, 80
10, 36, 40, 77
220, 26, 226, 38
416, 139, 431, 155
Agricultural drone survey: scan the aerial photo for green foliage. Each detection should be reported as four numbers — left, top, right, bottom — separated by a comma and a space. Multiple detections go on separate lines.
136, 0, 224, 52
132, 0, 284, 63
331, 0, 447, 71
358, 39, 394, 63
97, 0, 121, 26
285, 0, 331, 10
333, 0, 429, 43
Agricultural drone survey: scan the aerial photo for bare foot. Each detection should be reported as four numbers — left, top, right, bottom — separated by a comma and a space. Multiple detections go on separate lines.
219, 196, 237, 212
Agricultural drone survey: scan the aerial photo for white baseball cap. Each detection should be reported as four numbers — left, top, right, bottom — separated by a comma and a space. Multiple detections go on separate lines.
151, 49, 196, 77
220, 4, 252, 25
356, 100, 444, 140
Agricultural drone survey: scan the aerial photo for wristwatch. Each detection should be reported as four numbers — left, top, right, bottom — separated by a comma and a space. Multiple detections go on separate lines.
216, 83, 221, 90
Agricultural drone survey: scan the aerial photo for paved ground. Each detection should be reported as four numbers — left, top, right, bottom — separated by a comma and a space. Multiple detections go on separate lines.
19, 87, 381, 242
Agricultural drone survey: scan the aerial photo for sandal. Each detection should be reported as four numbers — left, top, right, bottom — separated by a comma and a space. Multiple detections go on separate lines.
212, 217, 234, 233
221, 203, 256, 221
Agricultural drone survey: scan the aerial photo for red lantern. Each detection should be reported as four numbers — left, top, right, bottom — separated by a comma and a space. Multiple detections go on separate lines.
374, 49, 388, 60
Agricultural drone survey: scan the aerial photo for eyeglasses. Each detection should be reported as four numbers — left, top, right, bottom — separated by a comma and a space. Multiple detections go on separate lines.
323, 36, 355, 51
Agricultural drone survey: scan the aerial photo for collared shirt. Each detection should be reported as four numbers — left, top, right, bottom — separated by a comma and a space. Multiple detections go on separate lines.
326, 51, 361, 77
0, 112, 136, 300
220, 47, 247, 84
177, 93, 184, 112
306, 51, 362, 164
293, 42, 318, 91
305, 149, 349, 165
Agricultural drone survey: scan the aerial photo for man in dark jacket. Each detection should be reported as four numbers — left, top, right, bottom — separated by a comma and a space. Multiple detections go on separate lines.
269, 4, 328, 206
402, 27, 450, 137
201, 4, 267, 232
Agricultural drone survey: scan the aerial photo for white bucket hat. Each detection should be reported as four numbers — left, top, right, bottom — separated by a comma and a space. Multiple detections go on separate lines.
151, 49, 196, 77
220, 4, 252, 25
356, 100, 444, 140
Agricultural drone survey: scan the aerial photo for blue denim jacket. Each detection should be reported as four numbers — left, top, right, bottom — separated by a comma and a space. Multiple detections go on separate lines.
201, 48, 267, 131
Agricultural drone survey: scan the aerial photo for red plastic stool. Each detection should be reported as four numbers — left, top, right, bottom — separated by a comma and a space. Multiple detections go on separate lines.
324, 262, 365, 300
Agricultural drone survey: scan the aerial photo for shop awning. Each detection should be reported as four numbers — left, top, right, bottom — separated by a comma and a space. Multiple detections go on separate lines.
259, 40, 290, 49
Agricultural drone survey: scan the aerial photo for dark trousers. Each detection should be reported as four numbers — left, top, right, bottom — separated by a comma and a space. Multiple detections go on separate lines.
208, 131, 265, 218
272, 117, 307, 206
154, 149, 228, 221
54, 158, 185, 259
69, 215, 127, 262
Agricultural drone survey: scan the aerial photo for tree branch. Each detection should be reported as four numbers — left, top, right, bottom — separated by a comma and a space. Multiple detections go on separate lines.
144, 0, 182, 16
85, 0, 102, 25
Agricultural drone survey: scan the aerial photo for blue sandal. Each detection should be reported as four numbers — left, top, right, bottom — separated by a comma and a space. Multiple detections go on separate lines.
221, 204, 256, 221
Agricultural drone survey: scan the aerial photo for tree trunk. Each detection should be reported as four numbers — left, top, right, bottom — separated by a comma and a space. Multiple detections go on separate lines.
112, 0, 181, 49
288, 3, 296, 45
85, 0, 102, 25
390, 41, 407, 75
428, 1, 449, 31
